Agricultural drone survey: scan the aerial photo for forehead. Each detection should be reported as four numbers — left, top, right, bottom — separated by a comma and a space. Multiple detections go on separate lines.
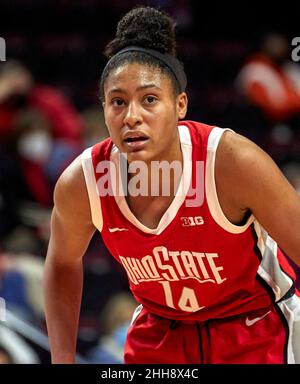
104, 62, 172, 94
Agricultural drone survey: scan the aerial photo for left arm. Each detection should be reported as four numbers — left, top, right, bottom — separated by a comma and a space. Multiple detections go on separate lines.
217, 131, 300, 266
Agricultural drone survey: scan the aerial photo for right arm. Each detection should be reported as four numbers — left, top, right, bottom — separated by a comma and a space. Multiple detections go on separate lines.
43, 156, 96, 363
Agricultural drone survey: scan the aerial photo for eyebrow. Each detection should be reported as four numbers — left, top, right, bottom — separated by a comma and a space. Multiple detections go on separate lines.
107, 83, 162, 96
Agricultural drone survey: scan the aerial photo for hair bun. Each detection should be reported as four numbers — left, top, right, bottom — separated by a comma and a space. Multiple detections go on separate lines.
104, 6, 176, 58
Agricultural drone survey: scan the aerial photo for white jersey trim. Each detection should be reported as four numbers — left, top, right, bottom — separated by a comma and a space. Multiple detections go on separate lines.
110, 125, 192, 235
81, 147, 103, 232
277, 294, 300, 363
205, 127, 255, 234
253, 220, 294, 301
251, 216, 298, 364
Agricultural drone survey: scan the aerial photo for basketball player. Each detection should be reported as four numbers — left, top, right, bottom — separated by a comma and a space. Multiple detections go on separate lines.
44, 7, 300, 363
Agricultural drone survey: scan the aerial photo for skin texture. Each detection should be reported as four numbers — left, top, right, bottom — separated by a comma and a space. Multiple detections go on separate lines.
216, 130, 300, 265
44, 62, 300, 363
103, 63, 187, 164
43, 157, 95, 363
103, 63, 188, 228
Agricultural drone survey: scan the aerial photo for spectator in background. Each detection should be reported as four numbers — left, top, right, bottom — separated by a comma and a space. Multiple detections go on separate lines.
13, 108, 81, 206
236, 33, 300, 161
86, 292, 137, 364
236, 33, 300, 123
0, 61, 33, 143
81, 106, 109, 148
0, 60, 84, 207
0, 60, 83, 143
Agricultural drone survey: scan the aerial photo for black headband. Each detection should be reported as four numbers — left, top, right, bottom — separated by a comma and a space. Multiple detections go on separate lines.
105, 45, 187, 92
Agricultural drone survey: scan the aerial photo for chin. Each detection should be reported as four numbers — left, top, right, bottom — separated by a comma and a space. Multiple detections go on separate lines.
127, 151, 147, 162
126, 149, 155, 164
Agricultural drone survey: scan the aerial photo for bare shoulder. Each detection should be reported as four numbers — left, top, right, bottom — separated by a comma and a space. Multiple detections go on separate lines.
216, 129, 298, 210
216, 130, 270, 170
54, 155, 92, 224
216, 130, 300, 266
216, 130, 281, 185
49, 155, 96, 263
213, 131, 258, 220
216, 131, 261, 211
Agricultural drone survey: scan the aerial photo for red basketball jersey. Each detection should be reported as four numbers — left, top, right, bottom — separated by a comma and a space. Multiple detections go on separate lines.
81, 120, 296, 321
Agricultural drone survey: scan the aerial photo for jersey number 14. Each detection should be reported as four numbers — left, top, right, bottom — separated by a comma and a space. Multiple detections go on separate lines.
160, 281, 205, 312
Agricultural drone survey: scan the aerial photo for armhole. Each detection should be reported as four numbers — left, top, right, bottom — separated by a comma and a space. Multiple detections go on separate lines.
206, 127, 254, 234
81, 147, 103, 232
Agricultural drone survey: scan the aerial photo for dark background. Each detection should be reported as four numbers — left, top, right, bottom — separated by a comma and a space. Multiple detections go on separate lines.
1, 0, 299, 122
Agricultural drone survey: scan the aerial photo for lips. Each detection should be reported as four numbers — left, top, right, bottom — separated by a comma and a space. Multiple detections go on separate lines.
124, 136, 148, 143
123, 131, 149, 149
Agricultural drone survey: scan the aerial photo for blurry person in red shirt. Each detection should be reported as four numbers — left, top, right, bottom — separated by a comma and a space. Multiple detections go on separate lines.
237, 33, 300, 123
0, 61, 84, 206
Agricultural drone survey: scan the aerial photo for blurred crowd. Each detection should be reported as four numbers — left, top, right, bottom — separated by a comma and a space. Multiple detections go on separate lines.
1, 0, 300, 364
0, 58, 130, 363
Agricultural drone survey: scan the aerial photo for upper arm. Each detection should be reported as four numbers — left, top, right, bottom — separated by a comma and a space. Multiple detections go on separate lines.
218, 131, 300, 266
47, 156, 96, 265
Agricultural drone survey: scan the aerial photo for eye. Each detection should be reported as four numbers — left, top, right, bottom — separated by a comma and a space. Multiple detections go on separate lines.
144, 96, 157, 105
112, 98, 125, 106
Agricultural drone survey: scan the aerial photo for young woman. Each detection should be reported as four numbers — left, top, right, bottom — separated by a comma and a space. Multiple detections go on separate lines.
44, 6, 300, 364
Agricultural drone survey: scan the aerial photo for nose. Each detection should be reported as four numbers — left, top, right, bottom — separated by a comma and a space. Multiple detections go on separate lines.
123, 101, 142, 127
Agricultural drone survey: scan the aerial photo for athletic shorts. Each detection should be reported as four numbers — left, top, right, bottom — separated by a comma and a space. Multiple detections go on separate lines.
124, 294, 300, 364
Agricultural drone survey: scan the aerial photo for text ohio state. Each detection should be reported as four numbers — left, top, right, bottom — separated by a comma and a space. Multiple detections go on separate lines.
119, 245, 226, 285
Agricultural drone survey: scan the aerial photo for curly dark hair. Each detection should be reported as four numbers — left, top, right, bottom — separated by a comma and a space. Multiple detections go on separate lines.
99, 6, 182, 100
104, 6, 176, 58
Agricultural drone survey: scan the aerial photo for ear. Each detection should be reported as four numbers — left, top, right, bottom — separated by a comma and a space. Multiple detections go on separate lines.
102, 101, 108, 126
177, 92, 188, 120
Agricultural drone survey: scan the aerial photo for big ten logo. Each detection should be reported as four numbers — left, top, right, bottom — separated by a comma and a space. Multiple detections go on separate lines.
180, 216, 204, 227
0, 297, 6, 321
0, 37, 6, 61
291, 37, 300, 62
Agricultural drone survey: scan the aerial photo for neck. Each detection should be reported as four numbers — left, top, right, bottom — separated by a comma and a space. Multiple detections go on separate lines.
127, 134, 183, 198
